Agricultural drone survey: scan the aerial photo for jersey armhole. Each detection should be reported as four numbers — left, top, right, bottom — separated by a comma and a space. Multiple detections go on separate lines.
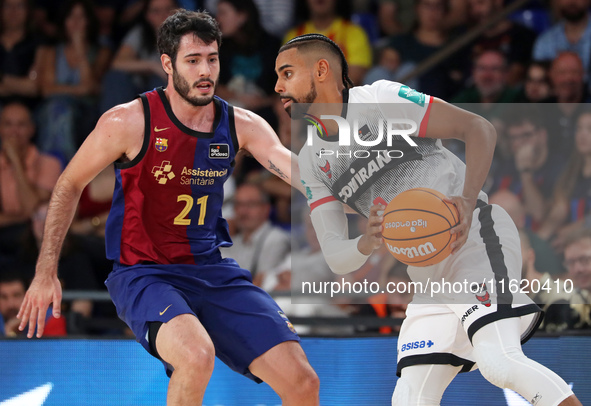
227, 105, 239, 167
418, 95, 434, 138
115, 94, 151, 169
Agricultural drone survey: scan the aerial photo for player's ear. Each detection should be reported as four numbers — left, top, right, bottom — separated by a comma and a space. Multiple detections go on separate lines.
316, 59, 330, 82
161, 54, 173, 75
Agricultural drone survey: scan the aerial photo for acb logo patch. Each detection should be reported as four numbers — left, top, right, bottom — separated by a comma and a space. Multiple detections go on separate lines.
209, 143, 229, 159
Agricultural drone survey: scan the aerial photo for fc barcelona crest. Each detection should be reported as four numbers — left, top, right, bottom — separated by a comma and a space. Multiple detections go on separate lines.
155, 137, 168, 152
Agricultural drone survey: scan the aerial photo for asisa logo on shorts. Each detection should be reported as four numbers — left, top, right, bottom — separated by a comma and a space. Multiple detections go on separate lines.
209, 143, 229, 159
385, 242, 436, 258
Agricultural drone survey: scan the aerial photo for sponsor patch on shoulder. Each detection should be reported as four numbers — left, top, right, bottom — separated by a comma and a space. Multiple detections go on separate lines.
398, 85, 426, 107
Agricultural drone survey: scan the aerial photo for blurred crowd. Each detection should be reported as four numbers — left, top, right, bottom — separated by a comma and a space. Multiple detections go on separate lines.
1, 0, 591, 337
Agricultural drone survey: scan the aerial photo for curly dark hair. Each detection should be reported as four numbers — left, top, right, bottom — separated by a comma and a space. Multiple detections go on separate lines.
157, 9, 222, 65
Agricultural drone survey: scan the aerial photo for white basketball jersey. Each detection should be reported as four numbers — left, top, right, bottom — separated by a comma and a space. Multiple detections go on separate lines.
298, 80, 487, 216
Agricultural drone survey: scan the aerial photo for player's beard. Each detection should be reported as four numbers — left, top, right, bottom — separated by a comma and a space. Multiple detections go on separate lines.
173, 68, 217, 107
284, 78, 318, 118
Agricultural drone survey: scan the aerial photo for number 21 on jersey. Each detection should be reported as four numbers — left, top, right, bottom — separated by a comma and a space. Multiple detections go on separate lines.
174, 194, 208, 225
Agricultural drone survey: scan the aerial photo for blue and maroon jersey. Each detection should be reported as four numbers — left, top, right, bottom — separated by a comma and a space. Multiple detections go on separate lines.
105, 88, 238, 266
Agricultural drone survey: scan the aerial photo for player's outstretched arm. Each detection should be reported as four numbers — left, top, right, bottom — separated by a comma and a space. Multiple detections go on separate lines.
424, 99, 497, 253
234, 107, 304, 194
17, 100, 145, 338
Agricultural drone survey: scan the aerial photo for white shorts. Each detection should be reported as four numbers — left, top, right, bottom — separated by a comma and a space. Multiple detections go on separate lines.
397, 201, 542, 376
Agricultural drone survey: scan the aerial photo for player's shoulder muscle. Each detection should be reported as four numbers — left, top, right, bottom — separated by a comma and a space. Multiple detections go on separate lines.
96, 99, 144, 140
233, 106, 276, 152
62, 99, 145, 190
92, 99, 145, 159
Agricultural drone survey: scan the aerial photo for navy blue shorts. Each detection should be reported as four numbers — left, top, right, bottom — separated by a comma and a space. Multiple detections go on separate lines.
105, 258, 300, 382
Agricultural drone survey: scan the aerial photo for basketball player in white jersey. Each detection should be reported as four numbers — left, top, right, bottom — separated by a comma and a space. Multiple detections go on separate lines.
275, 34, 582, 406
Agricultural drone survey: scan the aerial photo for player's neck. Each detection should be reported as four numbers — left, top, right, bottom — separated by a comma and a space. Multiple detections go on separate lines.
165, 87, 216, 132
315, 85, 345, 104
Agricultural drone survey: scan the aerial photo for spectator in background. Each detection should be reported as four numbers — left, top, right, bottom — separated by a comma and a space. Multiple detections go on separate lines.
264, 208, 333, 293
544, 52, 590, 158
32, 0, 68, 40
99, 0, 177, 113
205, 0, 295, 39
284, 0, 372, 85
0, 272, 67, 336
452, 49, 518, 102
15, 203, 98, 318
564, 227, 591, 293
533, 0, 591, 72
467, 0, 537, 85
363, 42, 418, 89
0, 102, 61, 268
0, 0, 43, 108
386, 0, 463, 98
220, 183, 290, 287
451, 49, 518, 116
215, 0, 280, 127
0, 272, 28, 336
515, 61, 552, 103
36, 0, 111, 165
68, 166, 114, 284
519, 230, 589, 332
490, 189, 565, 275
375, 0, 416, 35
549, 52, 590, 104
491, 108, 564, 226
539, 109, 591, 249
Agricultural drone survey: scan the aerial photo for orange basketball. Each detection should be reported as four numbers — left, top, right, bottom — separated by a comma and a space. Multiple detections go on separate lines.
381, 188, 459, 267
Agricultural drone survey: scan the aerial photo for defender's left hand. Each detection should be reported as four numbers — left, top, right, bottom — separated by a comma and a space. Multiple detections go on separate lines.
444, 196, 475, 254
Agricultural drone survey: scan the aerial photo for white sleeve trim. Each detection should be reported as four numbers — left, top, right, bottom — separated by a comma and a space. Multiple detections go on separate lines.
310, 204, 370, 275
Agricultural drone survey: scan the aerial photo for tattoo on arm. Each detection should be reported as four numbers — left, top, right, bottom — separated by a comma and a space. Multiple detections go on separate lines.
268, 160, 288, 180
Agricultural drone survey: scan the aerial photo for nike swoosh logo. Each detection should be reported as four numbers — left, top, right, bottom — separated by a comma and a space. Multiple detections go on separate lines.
159, 304, 172, 316
154, 127, 170, 132
0, 383, 53, 406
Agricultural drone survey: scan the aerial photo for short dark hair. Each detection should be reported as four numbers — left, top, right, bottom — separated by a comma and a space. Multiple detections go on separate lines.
157, 9, 222, 65
279, 34, 354, 89
503, 104, 545, 131
564, 227, 591, 250
0, 271, 26, 289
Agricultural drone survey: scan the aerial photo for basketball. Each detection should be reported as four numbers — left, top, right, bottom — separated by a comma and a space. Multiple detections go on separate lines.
381, 188, 459, 267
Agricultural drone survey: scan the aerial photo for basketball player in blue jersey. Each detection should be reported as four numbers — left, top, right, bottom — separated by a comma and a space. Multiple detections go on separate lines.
17, 10, 319, 405
275, 34, 582, 405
